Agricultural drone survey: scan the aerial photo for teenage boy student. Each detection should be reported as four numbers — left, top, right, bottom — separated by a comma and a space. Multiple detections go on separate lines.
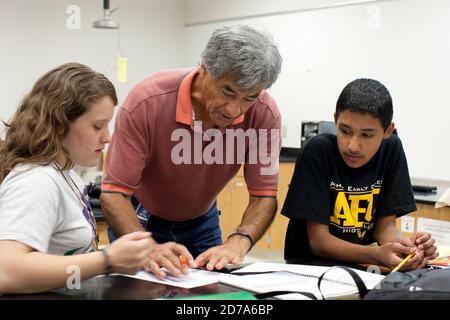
282, 78, 438, 271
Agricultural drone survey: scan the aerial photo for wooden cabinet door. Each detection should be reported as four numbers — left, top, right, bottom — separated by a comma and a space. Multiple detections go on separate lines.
97, 221, 110, 247
229, 175, 271, 250
217, 181, 233, 242
396, 204, 450, 240
269, 163, 295, 251
217, 163, 296, 252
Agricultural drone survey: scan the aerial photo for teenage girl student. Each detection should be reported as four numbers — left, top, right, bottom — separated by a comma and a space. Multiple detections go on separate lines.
0, 63, 152, 294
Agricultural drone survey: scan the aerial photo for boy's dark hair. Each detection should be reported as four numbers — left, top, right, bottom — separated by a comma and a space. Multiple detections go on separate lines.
336, 78, 393, 131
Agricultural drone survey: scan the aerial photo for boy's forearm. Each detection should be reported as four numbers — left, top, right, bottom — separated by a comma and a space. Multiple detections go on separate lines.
311, 233, 381, 265
374, 219, 403, 245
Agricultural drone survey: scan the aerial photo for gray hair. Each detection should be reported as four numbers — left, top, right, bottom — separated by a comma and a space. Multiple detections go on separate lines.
201, 25, 282, 90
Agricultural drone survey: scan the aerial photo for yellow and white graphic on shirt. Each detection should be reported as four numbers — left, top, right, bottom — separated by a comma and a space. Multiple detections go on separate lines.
330, 186, 381, 239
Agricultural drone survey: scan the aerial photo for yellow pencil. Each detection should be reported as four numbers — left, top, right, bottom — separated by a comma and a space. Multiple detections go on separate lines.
391, 253, 414, 273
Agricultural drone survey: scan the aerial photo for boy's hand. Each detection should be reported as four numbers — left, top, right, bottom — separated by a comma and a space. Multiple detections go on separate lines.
412, 232, 439, 261
377, 242, 425, 270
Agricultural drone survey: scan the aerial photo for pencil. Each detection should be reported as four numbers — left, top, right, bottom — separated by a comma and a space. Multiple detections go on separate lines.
391, 253, 414, 273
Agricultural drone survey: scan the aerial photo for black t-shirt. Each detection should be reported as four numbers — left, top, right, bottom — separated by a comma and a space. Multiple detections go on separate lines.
281, 133, 416, 260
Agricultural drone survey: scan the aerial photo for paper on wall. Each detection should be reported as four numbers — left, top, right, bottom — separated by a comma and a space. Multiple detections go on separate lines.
435, 187, 450, 208
417, 217, 450, 246
434, 188, 450, 208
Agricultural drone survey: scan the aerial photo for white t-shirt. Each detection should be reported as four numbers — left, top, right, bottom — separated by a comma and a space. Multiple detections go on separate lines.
0, 121, 5, 140
0, 163, 96, 255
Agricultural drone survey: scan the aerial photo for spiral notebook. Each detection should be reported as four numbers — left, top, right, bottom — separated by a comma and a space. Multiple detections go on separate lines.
218, 262, 385, 300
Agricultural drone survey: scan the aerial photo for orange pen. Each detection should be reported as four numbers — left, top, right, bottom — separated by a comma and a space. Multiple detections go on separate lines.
179, 255, 188, 267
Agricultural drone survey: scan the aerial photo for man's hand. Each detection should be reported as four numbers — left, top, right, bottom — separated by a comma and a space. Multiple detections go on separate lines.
194, 236, 251, 271
142, 242, 195, 278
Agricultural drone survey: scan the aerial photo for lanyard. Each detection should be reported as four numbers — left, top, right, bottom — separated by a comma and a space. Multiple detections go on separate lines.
55, 164, 99, 251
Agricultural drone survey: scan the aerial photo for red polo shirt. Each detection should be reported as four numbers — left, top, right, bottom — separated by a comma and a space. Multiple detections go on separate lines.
102, 68, 281, 221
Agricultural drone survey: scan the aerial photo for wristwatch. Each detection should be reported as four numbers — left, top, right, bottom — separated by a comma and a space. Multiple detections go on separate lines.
227, 230, 254, 252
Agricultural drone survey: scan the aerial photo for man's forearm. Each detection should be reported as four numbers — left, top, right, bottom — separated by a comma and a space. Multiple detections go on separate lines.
100, 193, 146, 237
235, 196, 277, 243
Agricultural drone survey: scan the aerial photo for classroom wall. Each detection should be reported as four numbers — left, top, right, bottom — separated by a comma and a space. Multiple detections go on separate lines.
184, 0, 450, 182
0, 0, 186, 125
185, 0, 345, 25
1, 0, 448, 182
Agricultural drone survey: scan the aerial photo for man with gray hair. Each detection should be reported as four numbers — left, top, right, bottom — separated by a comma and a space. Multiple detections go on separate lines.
101, 25, 282, 278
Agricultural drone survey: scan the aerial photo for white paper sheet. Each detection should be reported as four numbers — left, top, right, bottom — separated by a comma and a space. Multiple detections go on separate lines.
113, 269, 221, 289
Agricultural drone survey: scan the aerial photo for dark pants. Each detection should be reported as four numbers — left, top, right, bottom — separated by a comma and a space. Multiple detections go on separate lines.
107, 202, 222, 258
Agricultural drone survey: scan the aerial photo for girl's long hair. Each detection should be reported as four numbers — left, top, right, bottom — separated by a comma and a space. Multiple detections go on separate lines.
0, 62, 117, 182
